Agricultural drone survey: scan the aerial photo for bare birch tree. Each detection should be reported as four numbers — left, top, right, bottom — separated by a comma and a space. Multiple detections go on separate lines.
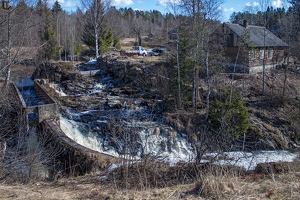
0, 0, 41, 87
81, 0, 111, 58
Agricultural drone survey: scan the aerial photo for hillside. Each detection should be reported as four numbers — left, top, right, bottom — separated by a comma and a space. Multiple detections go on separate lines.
1, 1, 300, 198
2, 56, 300, 200
10, 55, 300, 156
91, 56, 300, 151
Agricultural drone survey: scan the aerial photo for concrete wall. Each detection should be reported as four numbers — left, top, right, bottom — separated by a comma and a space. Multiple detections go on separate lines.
2, 79, 116, 177
249, 64, 276, 74
24, 79, 60, 123
1, 78, 59, 124
0, 79, 27, 108
26, 103, 59, 124
40, 120, 116, 176
37, 104, 59, 123
34, 79, 56, 104
0, 79, 29, 134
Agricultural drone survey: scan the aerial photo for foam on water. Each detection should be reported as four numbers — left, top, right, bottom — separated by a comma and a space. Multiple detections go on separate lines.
60, 115, 196, 162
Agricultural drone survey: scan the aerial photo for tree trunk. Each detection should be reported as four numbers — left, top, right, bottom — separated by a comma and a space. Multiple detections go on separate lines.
205, 50, 210, 121
176, 33, 182, 109
230, 46, 240, 103
282, 56, 289, 100
95, 31, 99, 58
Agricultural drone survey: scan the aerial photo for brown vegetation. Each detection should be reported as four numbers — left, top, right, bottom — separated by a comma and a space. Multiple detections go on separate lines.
1, 0, 300, 198
0, 160, 300, 199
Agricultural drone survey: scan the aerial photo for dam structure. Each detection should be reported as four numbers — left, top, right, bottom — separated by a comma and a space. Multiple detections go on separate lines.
1, 78, 115, 177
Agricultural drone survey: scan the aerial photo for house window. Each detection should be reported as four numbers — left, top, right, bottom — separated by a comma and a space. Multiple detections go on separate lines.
228, 33, 234, 46
251, 49, 256, 59
268, 50, 273, 59
260, 50, 265, 59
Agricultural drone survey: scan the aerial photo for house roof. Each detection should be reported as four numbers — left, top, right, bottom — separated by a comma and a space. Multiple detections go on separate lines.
224, 23, 288, 47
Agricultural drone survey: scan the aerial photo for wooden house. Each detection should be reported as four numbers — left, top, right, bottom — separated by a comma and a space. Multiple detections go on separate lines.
223, 21, 288, 73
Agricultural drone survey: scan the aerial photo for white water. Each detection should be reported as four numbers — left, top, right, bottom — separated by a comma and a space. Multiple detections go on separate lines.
60, 116, 120, 157
50, 71, 298, 171
49, 83, 67, 96
60, 115, 196, 162
49, 82, 105, 97
60, 115, 298, 170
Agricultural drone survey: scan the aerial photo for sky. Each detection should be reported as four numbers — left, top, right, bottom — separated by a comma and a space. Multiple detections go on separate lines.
52, 0, 290, 22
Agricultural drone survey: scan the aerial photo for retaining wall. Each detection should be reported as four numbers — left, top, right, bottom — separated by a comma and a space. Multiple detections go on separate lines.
23, 79, 60, 123
40, 120, 117, 175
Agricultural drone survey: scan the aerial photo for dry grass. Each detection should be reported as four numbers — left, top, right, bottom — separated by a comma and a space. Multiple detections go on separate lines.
1, 161, 299, 199
0, 170, 299, 199
120, 38, 136, 46
235, 172, 300, 199
9, 64, 37, 81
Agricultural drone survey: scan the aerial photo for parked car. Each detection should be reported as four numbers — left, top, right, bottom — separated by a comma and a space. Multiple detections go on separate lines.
153, 48, 166, 55
147, 48, 167, 56
147, 48, 159, 56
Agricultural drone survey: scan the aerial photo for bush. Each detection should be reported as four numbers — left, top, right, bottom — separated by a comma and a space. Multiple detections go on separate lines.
209, 89, 250, 139
114, 39, 121, 50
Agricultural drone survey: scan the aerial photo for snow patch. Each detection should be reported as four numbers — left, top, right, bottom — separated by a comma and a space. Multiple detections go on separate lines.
200, 151, 297, 171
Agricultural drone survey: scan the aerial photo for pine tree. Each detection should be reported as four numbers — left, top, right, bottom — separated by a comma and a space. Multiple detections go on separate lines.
37, 2, 58, 60
52, 0, 62, 13
82, 19, 113, 54
177, 27, 195, 108
99, 28, 113, 54
209, 89, 250, 138
114, 38, 121, 50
